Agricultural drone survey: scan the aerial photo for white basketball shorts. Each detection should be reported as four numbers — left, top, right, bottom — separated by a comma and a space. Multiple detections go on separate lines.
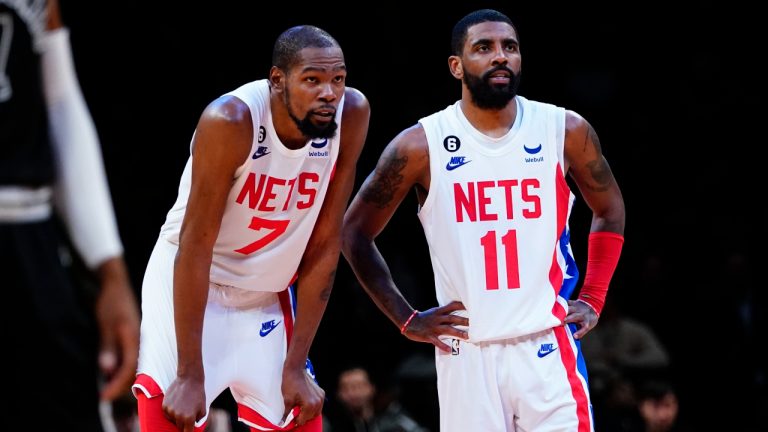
133, 238, 304, 429
435, 325, 594, 432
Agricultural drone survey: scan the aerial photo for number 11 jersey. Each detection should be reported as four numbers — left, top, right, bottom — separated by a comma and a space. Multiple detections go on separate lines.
418, 96, 577, 342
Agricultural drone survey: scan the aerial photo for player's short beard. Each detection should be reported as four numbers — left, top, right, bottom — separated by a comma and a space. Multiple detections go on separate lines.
285, 87, 338, 139
463, 65, 520, 110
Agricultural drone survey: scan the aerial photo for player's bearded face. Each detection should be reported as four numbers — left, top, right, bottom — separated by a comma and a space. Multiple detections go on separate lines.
463, 64, 520, 110
285, 86, 338, 139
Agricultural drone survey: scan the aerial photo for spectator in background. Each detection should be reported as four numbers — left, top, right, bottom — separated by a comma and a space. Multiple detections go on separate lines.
579, 300, 671, 431
326, 365, 428, 432
634, 380, 683, 432
580, 299, 670, 384
0, 0, 140, 430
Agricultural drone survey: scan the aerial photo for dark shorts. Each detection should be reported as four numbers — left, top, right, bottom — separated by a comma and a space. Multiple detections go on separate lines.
1, 219, 103, 431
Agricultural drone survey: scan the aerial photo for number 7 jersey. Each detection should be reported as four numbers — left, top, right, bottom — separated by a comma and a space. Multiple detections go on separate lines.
160, 79, 342, 292
418, 96, 577, 343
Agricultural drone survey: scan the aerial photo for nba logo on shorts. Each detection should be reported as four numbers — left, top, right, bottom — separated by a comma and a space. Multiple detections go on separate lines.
451, 338, 460, 356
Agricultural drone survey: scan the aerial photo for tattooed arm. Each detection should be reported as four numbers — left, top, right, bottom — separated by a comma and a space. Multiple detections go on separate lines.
564, 111, 625, 235
342, 125, 468, 351
563, 110, 626, 338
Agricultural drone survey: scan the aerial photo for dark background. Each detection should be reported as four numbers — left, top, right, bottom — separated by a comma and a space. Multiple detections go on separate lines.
60, 1, 764, 430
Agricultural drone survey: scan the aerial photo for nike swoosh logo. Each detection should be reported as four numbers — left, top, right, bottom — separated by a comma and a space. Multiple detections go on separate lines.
446, 160, 471, 171
259, 321, 281, 337
252, 151, 271, 159
537, 347, 558, 358
523, 144, 542, 154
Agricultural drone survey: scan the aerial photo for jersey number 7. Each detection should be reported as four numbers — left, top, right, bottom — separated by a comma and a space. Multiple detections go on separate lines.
235, 216, 290, 255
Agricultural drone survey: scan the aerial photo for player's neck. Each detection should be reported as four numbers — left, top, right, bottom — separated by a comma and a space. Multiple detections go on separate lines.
459, 97, 518, 139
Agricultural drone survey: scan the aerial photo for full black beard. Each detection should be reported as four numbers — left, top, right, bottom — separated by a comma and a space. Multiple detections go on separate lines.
463, 65, 520, 110
285, 87, 338, 139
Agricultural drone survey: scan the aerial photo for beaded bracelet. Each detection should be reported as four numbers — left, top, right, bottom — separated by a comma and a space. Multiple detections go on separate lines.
400, 309, 419, 334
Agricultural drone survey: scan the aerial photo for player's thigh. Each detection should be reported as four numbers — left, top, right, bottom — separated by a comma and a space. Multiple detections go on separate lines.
135, 239, 180, 391
510, 327, 593, 432
436, 339, 511, 432
224, 293, 289, 427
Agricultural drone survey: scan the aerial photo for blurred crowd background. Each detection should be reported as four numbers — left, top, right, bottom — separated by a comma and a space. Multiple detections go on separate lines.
58, 1, 765, 430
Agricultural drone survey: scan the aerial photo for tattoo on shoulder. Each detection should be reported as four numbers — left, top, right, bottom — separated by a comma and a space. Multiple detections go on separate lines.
578, 122, 612, 192
362, 152, 408, 209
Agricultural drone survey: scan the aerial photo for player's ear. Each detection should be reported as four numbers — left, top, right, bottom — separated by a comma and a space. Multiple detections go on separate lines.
448, 56, 463, 79
269, 66, 285, 92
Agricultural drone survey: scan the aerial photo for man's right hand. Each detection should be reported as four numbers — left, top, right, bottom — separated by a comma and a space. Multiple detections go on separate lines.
162, 377, 207, 432
402, 300, 469, 352
281, 365, 325, 427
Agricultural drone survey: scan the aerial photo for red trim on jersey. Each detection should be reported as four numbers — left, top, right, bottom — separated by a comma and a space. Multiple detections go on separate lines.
238, 404, 322, 431
550, 251, 566, 320
549, 164, 571, 320
330, 162, 337, 182
132, 373, 163, 398
278, 288, 294, 346
238, 405, 298, 430
292, 415, 323, 432
133, 374, 208, 431
554, 164, 569, 243
554, 326, 592, 432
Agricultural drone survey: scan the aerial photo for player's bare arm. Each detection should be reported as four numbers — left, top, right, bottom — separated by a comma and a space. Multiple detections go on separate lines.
360, 153, 406, 208
343, 125, 427, 320
342, 125, 468, 352
164, 96, 252, 430
563, 110, 625, 235
283, 87, 370, 426
563, 110, 626, 338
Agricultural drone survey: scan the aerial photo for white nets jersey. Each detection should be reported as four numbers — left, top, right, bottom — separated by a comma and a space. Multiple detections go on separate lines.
418, 96, 578, 343
160, 79, 342, 292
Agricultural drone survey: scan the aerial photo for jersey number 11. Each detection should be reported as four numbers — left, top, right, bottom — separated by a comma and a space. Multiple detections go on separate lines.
480, 229, 520, 290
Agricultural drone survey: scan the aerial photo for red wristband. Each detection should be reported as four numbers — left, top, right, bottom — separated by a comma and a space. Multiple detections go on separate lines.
577, 232, 624, 316
400, 310, 419, 334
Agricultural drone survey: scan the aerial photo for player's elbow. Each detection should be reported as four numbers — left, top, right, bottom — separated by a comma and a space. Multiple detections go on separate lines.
605, 196, 626, 232
340, 221, 356, 260
340, 217, 366, 261
592, 202, 625, 235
